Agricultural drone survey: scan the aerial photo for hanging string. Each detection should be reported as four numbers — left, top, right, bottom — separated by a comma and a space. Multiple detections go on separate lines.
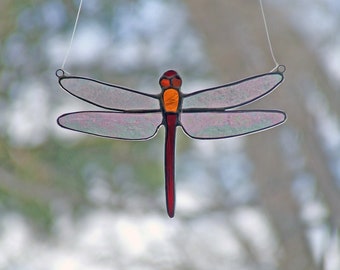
258, 0, 280, 71
60, 1, 281, 73
61, 0, 83, 72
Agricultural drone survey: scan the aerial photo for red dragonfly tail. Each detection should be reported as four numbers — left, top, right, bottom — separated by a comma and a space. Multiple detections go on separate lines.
165, 114, 177, 218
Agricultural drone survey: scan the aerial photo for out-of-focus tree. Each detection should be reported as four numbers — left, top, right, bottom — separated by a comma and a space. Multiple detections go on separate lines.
184, 0, 340, 269
0, 0, 339, 269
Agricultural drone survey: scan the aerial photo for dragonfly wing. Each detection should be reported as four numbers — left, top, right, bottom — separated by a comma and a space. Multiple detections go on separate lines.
180, 111, 286, 139
182, 72, 283, 110
57, 111, 163, 140
58, 74, 160, 111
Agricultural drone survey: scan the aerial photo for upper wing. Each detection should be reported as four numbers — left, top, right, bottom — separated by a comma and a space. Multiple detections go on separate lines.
180, 110, 286, 139
57, 111, 163, 140
182, 72, 283, 111
57, 71, 160, 111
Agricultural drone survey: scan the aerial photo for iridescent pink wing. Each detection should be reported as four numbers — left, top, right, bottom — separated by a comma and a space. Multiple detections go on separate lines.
182, 72, 283, 110
56, 70, 163, 140
56, 70, 160, 111
180, 110, 286, 139
180, 71, 285, 139
57, 111, 163, 140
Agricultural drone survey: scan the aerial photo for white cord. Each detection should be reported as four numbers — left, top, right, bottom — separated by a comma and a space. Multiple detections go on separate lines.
259, 0, 279, 71
60, 1, 279, 73
61, 0, 83, 71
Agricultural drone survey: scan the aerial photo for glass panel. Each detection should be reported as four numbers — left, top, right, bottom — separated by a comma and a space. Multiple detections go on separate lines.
57, 112, 163, 140
59, 76, 160, 111
180, 111, 286, 139
182, 72, 283, 110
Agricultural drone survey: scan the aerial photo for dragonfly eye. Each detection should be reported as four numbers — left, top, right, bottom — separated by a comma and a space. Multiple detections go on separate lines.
160, 78, 171, 89
172, 76, 182, 89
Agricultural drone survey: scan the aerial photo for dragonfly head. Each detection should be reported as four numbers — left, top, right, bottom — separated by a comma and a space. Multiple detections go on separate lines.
159, 70, 182, 90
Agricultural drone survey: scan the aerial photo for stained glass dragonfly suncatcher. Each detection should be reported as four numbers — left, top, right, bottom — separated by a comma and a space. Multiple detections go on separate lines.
56, 68, 286, 217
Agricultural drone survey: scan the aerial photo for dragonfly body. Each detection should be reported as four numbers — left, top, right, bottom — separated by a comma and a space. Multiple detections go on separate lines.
56, 68, 286, 217
159, 70, 183, 217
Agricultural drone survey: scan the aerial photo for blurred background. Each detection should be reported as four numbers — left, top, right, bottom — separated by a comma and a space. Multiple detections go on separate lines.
1, 0, 340, 269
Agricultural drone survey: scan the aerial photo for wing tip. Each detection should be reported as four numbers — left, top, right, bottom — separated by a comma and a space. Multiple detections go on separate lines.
275, 110, 287, 125
57, 112, 75, 129
56, 114, 66, 128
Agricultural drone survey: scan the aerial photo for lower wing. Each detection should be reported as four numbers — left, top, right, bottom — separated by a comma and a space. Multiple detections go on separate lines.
57, 111, 163, 140
180, 110, 286, 139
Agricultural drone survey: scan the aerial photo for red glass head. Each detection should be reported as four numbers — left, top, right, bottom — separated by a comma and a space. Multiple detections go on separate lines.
159, 70, 182, 90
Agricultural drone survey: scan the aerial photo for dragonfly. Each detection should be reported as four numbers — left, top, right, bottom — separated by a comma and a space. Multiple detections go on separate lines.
56, 68, 286, 217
